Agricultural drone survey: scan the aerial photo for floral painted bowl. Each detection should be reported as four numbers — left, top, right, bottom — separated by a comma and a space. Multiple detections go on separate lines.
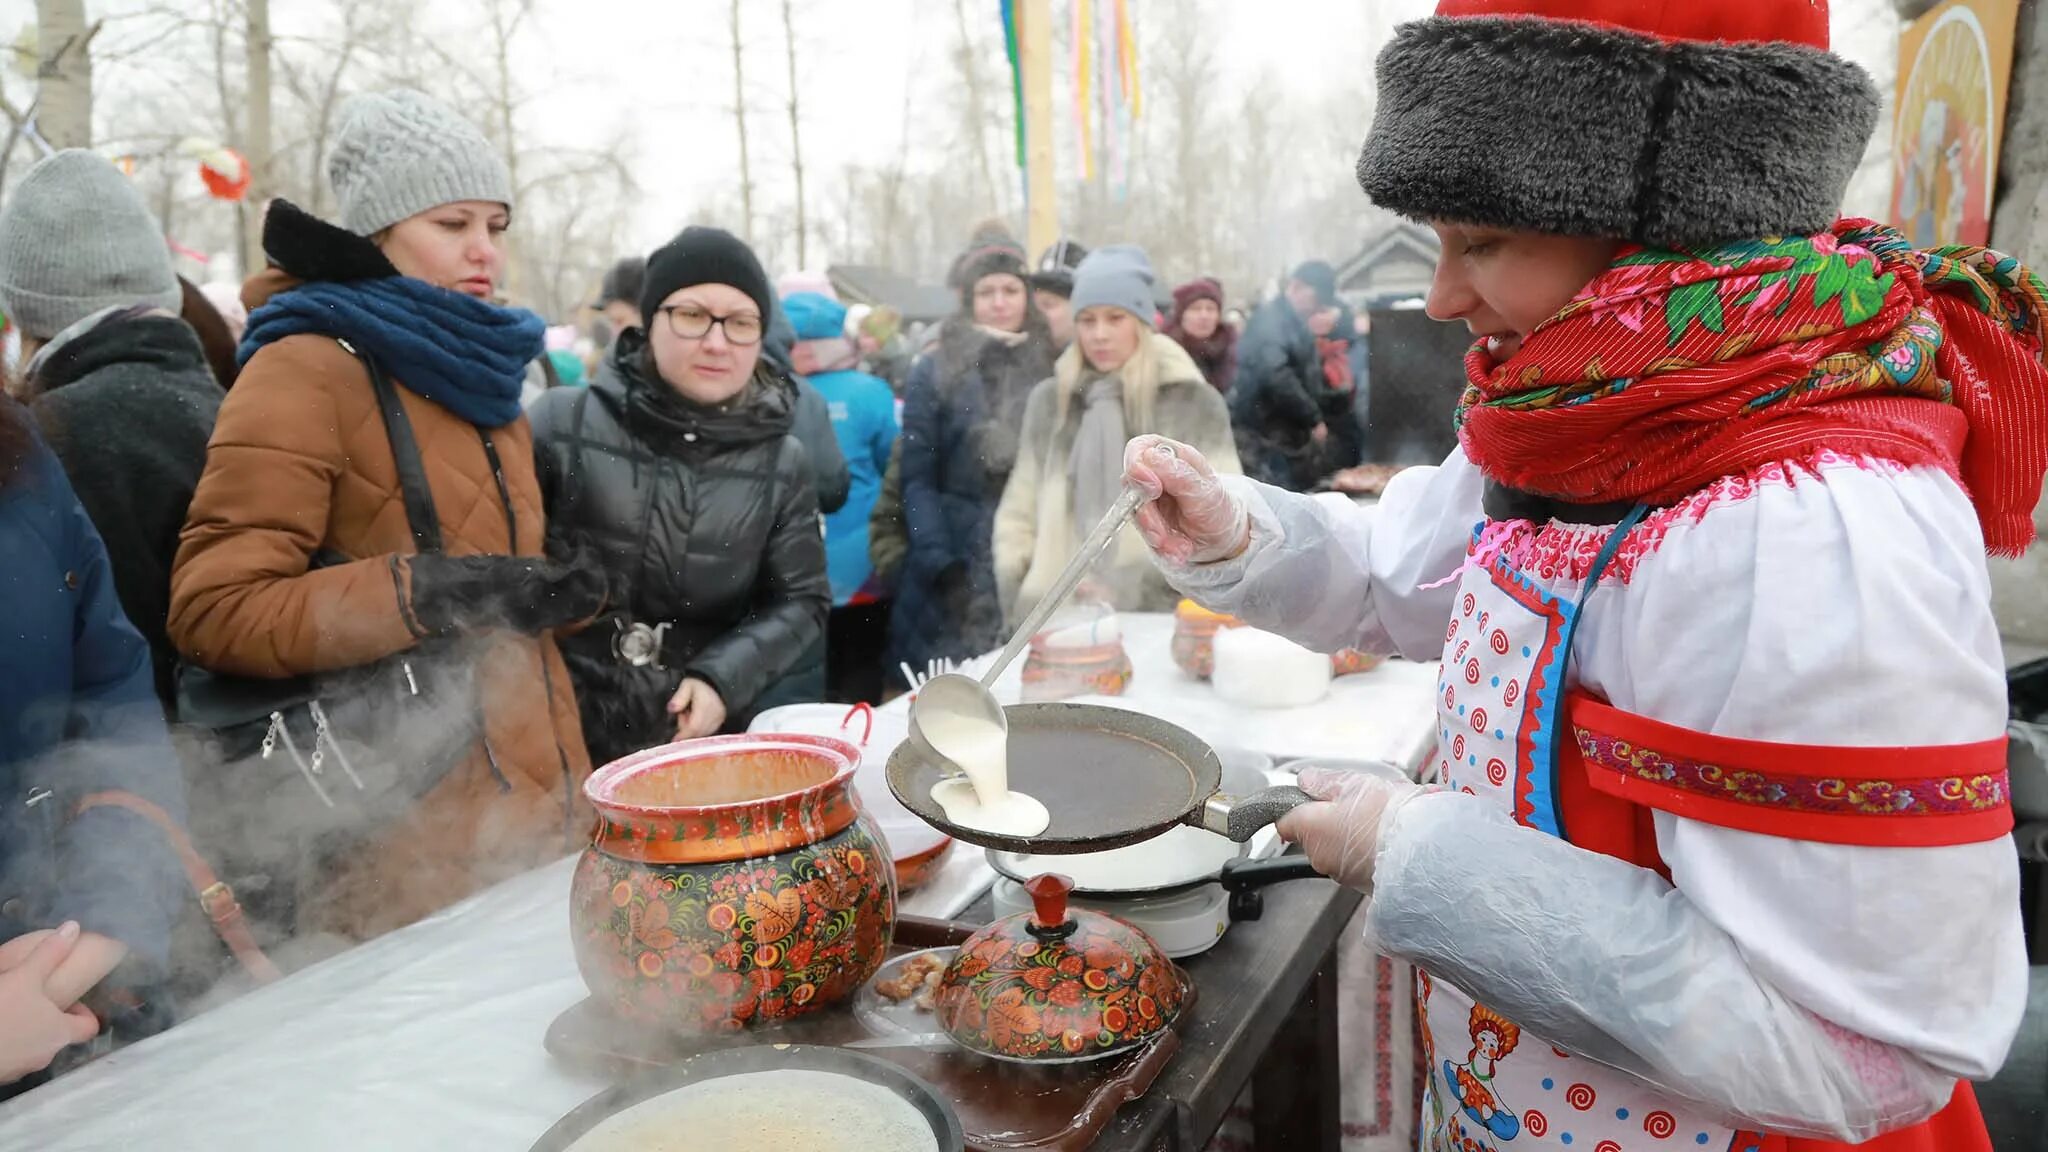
1020, 636, 1135, 703
569, 734, 897, 1035
1171, 599, 1245, 680
932, 874, 1189, 1063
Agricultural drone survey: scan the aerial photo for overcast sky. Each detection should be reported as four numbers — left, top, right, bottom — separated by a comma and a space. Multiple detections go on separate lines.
489, 0, 1435, 255
5, 0, 1897, 269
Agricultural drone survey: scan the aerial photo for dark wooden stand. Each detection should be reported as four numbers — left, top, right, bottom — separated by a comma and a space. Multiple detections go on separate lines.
966, 867, 1364, 1152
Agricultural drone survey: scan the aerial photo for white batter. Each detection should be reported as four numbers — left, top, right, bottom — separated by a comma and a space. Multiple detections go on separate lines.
919, 708, 1052, 837
566, 1069, 940, 1152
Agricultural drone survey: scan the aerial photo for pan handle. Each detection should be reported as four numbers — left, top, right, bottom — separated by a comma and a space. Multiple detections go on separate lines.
1218, 854, 1325, 922
1196, 785, 1313, 842
1218, 855, 1323, 890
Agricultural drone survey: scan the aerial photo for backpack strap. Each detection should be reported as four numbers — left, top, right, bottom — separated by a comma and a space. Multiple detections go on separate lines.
338, 337, 443, 555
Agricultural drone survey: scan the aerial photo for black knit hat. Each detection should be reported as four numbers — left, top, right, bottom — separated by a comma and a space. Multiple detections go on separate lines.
1029, 238, 1089, 298
1290, 260, 1338, 308
948, 220, 1029, 297
1357, 2, 1880, 248
640, 226, 773, 330
594, 255, 644, 308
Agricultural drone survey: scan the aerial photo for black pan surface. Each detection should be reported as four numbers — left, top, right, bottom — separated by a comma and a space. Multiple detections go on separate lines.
886, 702, 1221, 854
528, 1044, 963, 1151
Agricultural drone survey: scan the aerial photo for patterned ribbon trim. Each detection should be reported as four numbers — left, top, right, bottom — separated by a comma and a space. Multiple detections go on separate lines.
1574, 729, 2009, 818
1566, 692, 2013, 847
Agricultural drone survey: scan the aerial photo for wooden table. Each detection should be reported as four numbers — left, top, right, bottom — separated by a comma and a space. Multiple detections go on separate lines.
0, 616, 1431, 1150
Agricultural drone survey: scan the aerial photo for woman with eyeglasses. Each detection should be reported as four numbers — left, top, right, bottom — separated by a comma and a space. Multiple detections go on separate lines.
530, 227, 830, 767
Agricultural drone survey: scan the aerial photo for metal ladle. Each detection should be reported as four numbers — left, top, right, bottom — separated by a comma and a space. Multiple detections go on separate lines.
908, 475, 1150, 770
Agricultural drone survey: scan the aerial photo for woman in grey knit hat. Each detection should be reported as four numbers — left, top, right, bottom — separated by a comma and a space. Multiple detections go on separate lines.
993, 245, 1239, 624
169, 90, 603, 954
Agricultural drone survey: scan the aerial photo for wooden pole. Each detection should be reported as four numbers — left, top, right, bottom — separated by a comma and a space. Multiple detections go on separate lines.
1018, 0, 1057, 259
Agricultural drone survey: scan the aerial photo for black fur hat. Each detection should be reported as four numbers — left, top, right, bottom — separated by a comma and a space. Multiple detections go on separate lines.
1357, 3, 1881, 248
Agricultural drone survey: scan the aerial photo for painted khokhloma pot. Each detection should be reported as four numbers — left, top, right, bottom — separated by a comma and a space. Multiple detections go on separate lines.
570, 734, 897, 1034
934, 874, 1189, 1063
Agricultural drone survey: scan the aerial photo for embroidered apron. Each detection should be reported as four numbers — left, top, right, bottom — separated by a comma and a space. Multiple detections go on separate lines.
1413, 509, 1996, 1152
1418, 509, 1743, 1152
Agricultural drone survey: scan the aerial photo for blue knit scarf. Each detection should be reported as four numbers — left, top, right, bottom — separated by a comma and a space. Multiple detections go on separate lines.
240, 277, 544, 429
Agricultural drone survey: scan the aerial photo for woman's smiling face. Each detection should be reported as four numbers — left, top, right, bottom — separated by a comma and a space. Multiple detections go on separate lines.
1424, 222, 1624, 363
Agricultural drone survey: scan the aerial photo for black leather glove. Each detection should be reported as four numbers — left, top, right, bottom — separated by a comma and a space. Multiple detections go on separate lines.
406, 551, 607, 637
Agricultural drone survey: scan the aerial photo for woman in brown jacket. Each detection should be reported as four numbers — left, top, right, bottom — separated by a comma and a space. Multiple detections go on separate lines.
169, 91, 602, 946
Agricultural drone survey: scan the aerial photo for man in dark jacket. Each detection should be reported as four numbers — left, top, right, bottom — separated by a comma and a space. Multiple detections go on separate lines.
0, 400, 191, 1083
0, 150, 223, 718
1231, 259, 1337, 491
1030, 237, 1088, 355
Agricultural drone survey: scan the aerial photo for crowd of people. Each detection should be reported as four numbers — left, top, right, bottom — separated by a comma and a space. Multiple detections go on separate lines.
0, 84, 1366, 1088
0, 2, 2040, 1147
4, 2, 2048, 1147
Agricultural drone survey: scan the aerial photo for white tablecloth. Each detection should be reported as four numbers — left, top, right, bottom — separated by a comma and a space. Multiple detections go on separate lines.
0, 613, 1439, 1150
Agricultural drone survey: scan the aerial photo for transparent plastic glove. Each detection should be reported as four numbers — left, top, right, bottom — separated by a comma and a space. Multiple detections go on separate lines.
1123, 435, 1250, 564
1365, 792, 1970, 1140
1273, 764, 1421, 891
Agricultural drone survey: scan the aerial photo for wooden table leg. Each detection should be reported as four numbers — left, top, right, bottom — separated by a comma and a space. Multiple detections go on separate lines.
1251, 947, 1342, 1152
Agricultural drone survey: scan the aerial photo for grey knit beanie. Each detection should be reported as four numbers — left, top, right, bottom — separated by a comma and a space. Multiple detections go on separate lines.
0, 150, 181, 341
1069, 245, 1156, 328
327, 89, 513, 236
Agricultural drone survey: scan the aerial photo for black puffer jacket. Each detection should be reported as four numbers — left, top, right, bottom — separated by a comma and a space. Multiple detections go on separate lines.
530, 330, 830, 767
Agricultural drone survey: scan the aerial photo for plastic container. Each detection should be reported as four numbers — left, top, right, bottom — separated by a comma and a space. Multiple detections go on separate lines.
1211, 627, 1331, 709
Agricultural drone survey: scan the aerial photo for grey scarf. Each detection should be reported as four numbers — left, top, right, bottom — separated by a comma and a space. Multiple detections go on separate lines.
1068, 373, 1128, 549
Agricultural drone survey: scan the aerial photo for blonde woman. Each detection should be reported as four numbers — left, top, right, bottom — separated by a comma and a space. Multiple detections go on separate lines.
995, 246, 1237, 623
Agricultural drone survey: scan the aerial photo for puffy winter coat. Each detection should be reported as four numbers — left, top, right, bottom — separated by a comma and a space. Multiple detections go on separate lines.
890, 321, 1056, 670
168, 269, 592, 944
808, 368, 897, 605
1230, 296, 1325, 490
0, 402, 187, 977
762, 305, 852, 514
27, 313, 222, 716
994, 335, 1241, 623
530, 331, 830, 768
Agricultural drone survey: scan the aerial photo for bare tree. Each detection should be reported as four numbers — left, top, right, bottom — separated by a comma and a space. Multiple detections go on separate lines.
1151, 0, 1223, 274
270, 0, 378, 218
780, 0, 808, 266
728, 0, 756, 243
949, 0, 1001, 213
34, 0, 93, 149
242, 0, 273, 276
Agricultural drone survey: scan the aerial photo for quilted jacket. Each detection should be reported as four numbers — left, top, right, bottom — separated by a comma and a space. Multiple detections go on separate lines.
529, 331, 830, 768
167, 269, 592, 943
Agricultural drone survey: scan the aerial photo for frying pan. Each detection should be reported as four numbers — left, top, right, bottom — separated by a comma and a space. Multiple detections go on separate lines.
528, 1044, 964, 1152
885, 701, 1312, 854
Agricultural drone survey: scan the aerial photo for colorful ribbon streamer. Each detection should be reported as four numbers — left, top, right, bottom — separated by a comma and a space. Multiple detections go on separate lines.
1001, 0, 1026, 172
